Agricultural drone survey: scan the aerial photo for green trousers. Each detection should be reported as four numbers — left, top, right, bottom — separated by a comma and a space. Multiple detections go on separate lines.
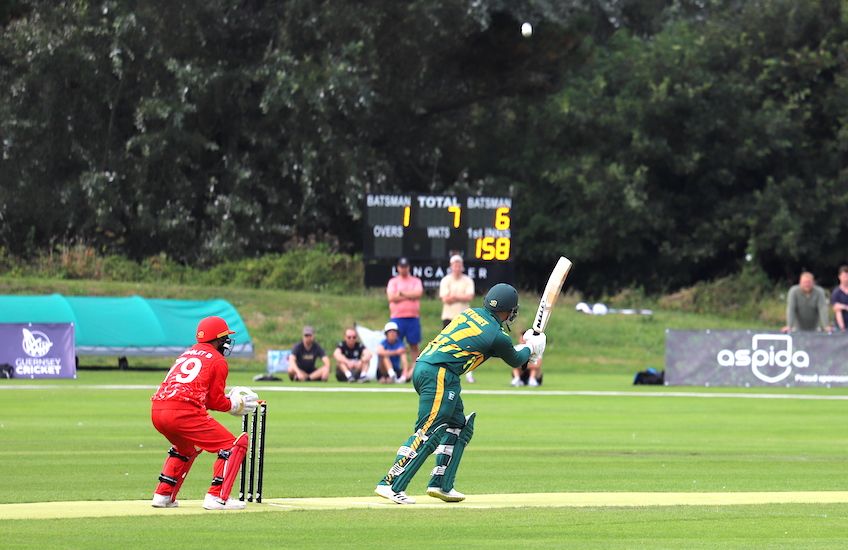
378, 362, 467, 492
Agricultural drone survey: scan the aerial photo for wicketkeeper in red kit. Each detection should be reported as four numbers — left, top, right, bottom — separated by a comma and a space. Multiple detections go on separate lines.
150, 316, 259, 510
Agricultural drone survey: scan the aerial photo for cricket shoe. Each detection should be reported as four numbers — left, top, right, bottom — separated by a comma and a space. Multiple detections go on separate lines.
510, 376, 524, 387
528, 376, 539, 387
202, 493, 247, 510
151, 493, 179, 508
426, 487, 466, 502
374, 484, 416, 504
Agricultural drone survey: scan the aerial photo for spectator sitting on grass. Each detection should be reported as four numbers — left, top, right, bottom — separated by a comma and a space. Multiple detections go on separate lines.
288, 325, 330, 381
333, 327, 372, 382
376, 321, 408, 383
511, 333, 543, 387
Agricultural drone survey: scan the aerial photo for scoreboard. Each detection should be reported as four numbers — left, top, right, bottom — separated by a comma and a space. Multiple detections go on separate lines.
364, 194, 513, 261
363, 194, 514, 289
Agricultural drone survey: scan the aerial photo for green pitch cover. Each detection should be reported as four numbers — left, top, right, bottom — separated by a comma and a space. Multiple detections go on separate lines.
0, 294, 253, 357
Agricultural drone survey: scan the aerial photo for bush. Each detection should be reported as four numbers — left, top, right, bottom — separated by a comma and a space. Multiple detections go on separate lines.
262, 246, 362, 293
203, 256, 279, 288
659, 265, 780, 321
139, 254, 190, 283
0, 245, 363, 294
101, 255, 144, 282
23, 244, 105, 280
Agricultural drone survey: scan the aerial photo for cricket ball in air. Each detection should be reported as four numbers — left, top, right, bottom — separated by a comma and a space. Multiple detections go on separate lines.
521, 22, 533, 38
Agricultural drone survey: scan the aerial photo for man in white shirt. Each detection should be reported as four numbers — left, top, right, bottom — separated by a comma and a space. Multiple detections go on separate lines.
439, 254, 476, 382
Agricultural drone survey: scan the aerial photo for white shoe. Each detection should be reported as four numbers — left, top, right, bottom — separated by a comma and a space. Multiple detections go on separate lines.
151, 493, 178, 508
528, 376, 539, 387
426, 487, 466, 502
396, 376, 407, 384
510, 376, 524, 387
465, 372, 475, 383
374, 484, 416, 504
202, 493, 247, 510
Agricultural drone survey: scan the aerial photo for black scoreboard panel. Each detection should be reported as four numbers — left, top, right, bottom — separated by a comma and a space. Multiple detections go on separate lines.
363, 194, 514, 289
364, 194, 513, 262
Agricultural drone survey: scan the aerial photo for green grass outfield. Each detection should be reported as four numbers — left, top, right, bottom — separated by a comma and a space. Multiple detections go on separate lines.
2, 277, 848, 548
2, 376, 848, 549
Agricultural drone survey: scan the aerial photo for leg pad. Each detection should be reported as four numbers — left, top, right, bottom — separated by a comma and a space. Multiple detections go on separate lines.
212, 433, 248, 501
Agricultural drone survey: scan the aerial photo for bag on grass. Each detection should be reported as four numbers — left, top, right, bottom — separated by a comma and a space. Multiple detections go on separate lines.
633, 367, 663, 385
0, 363, 13, 379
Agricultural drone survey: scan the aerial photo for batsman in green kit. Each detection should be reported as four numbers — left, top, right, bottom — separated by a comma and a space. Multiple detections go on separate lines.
375, 283, 547, 504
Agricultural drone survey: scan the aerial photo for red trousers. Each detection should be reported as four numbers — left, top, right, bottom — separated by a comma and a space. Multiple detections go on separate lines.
151, 404, 237, 498
152, 405, 235, 454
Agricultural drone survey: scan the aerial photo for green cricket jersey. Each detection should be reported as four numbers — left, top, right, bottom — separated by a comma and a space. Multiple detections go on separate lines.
417, 307, 531, 376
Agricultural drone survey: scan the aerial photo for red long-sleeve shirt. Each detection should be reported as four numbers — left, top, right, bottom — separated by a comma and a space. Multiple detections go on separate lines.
151, 343, 231, 412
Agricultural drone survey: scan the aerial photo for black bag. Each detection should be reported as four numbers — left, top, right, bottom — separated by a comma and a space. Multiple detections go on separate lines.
633, 368, 663, 385
0, 363, 13, 379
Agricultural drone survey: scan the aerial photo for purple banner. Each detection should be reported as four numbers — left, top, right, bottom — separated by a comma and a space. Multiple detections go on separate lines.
0, 323, 76, 379
666, 330, 848, 387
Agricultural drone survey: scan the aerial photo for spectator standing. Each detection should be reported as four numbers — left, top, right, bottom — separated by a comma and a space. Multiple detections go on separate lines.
386, 257, 423, 374
333, 327, 373, 381
782, 272, 831, 333
831, 265, 848, 331
376, 321, 409, 383
439, 254, 476, 383
288, 325, 331, 381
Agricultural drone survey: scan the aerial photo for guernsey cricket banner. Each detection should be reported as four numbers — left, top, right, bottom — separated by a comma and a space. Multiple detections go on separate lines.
0, 323, 76, 379
666, 330, 848, 387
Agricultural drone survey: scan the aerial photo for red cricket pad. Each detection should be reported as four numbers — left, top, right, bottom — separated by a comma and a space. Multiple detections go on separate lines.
168, 449, 199, 502
155, 447, 199, 502
217, 432, 249, 501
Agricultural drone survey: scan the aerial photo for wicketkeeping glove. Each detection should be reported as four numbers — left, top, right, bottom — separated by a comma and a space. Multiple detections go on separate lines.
228, 386, 259, 416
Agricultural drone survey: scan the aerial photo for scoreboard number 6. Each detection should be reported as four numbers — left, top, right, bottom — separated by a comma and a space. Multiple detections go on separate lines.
495, 207, 511, 230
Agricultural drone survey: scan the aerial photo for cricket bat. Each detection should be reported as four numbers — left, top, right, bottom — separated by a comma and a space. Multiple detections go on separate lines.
531, 256, 573, 335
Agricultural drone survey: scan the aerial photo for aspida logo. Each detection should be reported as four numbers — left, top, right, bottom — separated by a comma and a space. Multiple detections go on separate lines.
716, 334, 810, 383
21, 328, 54, 358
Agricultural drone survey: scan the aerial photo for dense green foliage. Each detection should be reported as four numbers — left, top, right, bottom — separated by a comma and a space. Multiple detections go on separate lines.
0, 244, 362, 293
525, 0, 848, 292
2, 1, 847, 294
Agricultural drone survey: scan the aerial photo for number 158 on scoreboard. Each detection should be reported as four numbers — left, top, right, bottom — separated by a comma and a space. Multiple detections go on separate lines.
474, 237, 510, 260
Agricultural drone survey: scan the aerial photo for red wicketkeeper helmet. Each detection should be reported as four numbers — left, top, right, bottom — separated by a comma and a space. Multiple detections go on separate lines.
196, 316, 236, 343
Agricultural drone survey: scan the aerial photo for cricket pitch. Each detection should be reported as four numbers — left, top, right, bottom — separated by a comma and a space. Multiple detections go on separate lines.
4, 491, 848, 520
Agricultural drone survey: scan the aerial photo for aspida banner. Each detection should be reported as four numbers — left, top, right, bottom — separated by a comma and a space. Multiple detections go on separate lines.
666, 330, 848, 387
0, 323, 76, 379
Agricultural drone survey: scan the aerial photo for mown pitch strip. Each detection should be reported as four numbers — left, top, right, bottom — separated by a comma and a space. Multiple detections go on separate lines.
4, 492, 848, 520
